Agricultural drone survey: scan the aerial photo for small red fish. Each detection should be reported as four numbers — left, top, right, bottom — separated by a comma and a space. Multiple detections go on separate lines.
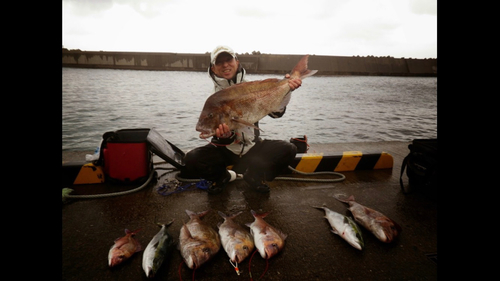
179, 210, 221, 269
246, 210, 287, 259
335, 195, 401, 243
108, 228, 142, 267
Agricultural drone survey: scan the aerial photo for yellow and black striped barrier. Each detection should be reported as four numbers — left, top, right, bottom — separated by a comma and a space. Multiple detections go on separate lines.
290, 151, 393, 172
62, 162, 105, 186
63, 151, 393, 185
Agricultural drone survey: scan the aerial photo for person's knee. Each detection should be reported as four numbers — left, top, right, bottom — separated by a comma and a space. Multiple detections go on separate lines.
287, 141, 298, 157
181, 146, 228, 181
278, 140, 297, 162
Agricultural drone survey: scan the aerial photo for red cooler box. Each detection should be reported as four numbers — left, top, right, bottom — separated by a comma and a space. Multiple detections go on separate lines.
102, 129, 152, 183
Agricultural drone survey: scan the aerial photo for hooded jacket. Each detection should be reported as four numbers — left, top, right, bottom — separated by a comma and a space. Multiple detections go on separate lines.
208, 65, 286, 156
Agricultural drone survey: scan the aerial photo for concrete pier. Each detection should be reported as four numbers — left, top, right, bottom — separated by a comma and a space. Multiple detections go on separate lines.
62, 141, 437, 280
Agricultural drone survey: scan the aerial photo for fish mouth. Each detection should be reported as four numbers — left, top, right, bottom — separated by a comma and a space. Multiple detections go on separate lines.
232, 253, 243, 264
195, 126, 215, 139
264, 248, 277, 259
189, 254, 198, 269
352, 242, 363, 251
198, 131, 215, 139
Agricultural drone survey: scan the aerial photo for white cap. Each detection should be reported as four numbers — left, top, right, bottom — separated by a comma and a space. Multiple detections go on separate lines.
210, 45, 236, 65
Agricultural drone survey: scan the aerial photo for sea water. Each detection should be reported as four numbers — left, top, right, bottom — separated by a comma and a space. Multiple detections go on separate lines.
62, 67, 436, 152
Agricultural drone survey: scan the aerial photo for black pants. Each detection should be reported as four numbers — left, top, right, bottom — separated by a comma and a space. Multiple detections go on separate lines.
180, 140, 297, 184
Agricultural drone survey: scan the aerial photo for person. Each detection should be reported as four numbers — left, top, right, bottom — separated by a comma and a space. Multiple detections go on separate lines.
180, 45, 302, 194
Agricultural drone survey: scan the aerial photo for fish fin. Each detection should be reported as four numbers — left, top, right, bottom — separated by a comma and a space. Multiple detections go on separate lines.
259, 225, 268, 235
331, 229, 339, 235
181, 222, 194, 239
274, 91, 292, 112
229, 228, 239, 237
364, 207, 377, 216
218, 211, 228, 219
135, 243, 142, 253
289, 55, 318, 80
278, 230, 288, 240
379, 217, 402, 233
347, 195, 355, 201
231, 117, 262, 131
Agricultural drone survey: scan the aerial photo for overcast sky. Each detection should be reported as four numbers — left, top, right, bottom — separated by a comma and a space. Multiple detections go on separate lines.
62, 0, 437, 59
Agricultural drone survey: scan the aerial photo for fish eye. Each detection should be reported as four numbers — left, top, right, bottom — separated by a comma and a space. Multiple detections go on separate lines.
208, 113, 214, 118
272, 243, 278, 248
202, 247, 210, 253
243, 246, 248, 250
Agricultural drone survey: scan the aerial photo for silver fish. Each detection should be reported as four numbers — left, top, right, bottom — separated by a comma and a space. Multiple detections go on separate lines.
246, 210, 287, 259
196, 55, 317, 139
334, 195, 402, 243
108, 228, 142, 267
179, 210, 221, 269
142, 221, 175, 278
313, 205, 364, 250
218, 211, 255, 265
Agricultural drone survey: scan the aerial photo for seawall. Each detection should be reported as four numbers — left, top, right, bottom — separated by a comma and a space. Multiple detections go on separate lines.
62, 49, 437, 77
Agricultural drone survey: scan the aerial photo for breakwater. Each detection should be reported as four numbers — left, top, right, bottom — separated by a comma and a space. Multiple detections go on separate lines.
62, 49, 436, 77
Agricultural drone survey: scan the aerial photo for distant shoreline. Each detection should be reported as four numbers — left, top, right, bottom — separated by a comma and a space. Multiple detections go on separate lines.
62, 49, 436, 77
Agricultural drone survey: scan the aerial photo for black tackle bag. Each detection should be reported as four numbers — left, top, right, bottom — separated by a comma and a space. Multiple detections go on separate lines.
399, 139, 437, 200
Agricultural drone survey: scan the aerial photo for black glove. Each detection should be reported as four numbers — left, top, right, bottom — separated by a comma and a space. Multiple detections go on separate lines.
211, 130, 236, 145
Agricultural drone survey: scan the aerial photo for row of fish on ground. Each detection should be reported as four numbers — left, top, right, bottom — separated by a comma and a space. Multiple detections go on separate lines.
108, 194, 401, 278
108, 208, 283, 278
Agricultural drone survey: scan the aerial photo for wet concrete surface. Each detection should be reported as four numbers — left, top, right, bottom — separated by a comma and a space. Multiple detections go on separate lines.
62, 141, 437, 280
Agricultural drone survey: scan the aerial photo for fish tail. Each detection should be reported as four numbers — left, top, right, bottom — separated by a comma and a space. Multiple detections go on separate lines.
290, 55, 318, 80
126, 227, 142, 235
218, 210, 242, 219
186, 209, 210, 218
230, 211, 243, 219
156, 220, 175, 228
333, 194, 352, 204
251, 210, 270, 218
185, 209, 195, 217
311, 203, 328, 210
